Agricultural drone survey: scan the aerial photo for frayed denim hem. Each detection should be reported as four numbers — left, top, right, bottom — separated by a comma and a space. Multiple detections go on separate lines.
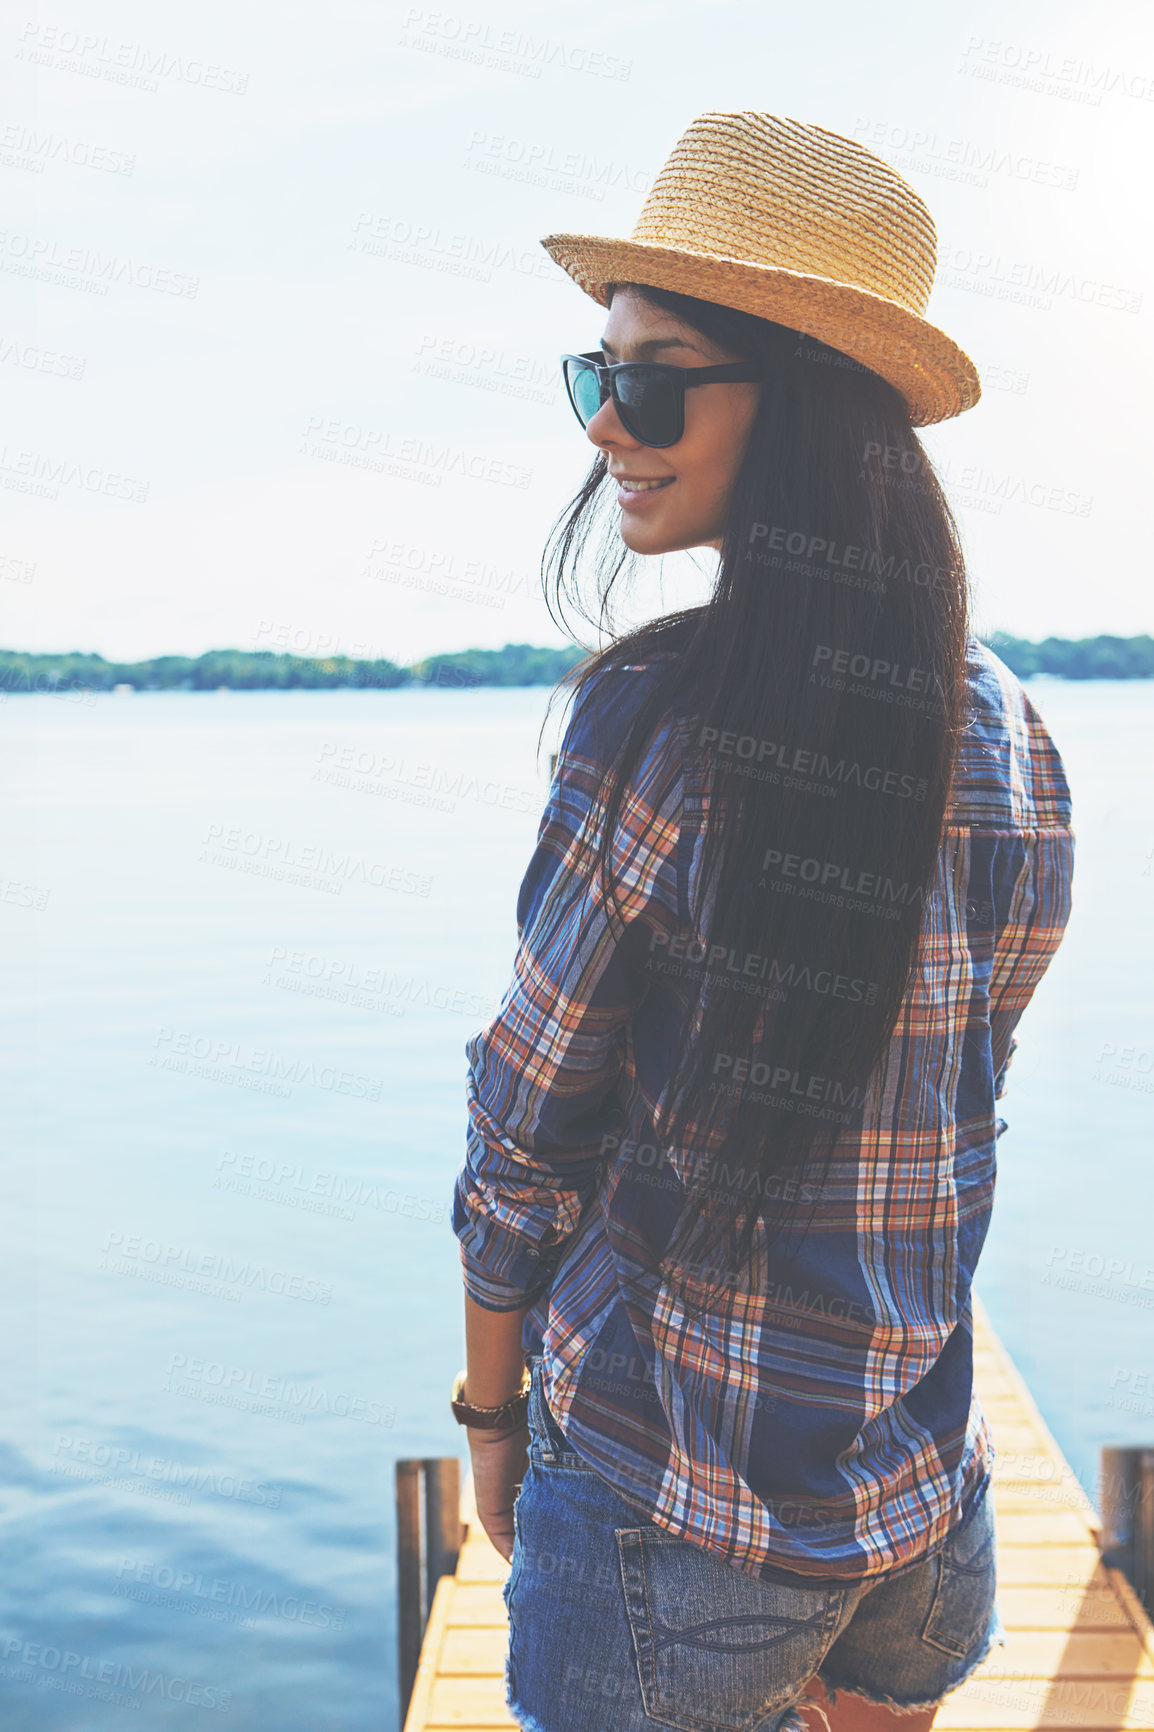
816, 1614, 1006, 1717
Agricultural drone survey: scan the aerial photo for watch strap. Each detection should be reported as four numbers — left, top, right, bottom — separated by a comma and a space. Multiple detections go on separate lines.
451, 1365, 531, 1431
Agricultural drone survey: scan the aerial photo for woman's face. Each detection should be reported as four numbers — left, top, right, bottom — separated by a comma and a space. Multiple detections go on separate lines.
583, 287, 761, 556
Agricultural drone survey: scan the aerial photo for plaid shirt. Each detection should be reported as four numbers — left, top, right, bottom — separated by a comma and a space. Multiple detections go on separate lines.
452, 638, 1074, 1583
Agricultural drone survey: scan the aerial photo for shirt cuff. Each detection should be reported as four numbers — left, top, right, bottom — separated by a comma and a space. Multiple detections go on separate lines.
452, 1178, 557, 1311
457, 1240, 546, 1312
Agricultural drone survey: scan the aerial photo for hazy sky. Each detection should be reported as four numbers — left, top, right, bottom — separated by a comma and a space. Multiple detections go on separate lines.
3, 0, 1151, 662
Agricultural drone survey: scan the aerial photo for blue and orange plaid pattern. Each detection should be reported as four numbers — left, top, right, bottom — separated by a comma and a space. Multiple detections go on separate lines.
451, 638, 1074, 1583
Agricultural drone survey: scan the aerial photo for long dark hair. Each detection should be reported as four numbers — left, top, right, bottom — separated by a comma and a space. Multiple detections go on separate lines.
540, 282, 970, 1299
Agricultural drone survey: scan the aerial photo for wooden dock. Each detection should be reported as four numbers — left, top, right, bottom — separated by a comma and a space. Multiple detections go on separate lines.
402, 1297, 1154, 1731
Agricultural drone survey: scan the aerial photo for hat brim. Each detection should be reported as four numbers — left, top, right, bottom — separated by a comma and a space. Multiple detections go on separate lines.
540, 233, 980, 428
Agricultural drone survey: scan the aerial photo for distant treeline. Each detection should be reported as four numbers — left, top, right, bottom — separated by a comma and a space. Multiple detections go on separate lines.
0, 634, 1151, 695
985, 633, 1154, 679
0, 643, 585, 695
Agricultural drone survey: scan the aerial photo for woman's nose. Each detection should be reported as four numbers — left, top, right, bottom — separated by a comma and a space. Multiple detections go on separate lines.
585, 395, 638, 449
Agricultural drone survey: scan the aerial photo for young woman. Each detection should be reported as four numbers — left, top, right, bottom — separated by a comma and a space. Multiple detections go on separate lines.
449, 114, 1074, 1732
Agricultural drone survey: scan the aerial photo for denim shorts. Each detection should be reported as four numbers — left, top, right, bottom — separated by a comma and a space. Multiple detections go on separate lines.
503, 1355, 1004, 1732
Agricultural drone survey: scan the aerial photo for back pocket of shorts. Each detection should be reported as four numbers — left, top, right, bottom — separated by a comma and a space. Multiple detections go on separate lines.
921, 1491, 996, 1660
616, 1527, 838, 1732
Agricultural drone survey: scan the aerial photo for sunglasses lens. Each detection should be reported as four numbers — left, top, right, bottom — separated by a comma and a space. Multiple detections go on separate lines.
563, 358, 682, 445
615, 365, 678, 445
566, 361, 603, 427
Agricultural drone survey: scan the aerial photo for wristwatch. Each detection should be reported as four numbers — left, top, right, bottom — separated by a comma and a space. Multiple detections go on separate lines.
451, 1365, 531, 1431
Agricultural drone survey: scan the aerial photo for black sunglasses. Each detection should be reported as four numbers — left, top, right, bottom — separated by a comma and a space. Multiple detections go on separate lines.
560, 350, 761, 449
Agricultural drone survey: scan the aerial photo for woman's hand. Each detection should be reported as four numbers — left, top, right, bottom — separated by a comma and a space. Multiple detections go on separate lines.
467, 1421, 530, 1563
459, 1291, 535, 1560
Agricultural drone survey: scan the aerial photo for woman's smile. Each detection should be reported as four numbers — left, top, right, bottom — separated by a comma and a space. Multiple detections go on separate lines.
614, 474, 677, 508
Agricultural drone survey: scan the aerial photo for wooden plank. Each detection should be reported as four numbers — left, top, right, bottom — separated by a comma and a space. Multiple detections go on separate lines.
932, 1675, 1154, 1729
1102, 1560, 1154, 1670
426, 1674, 519, 1727
994, 1484, 1099, 1515
401, 1573, 457, 1732
980, 1630, 1154, 1679
438, 1624, 513, 1673
993, 1455, 1091, 1487
446, 1583, 513, 1626
996, 1512, 1099, 1546
996, 1550, 1109, 1587
985, 1401, 1041, 1423
455, 1538, 512, 1585
993, 1423, 1070, 1454
998, 1586, 1135, 1630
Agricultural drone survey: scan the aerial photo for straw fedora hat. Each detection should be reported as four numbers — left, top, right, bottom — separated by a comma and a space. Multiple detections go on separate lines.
540, 111, 980, 427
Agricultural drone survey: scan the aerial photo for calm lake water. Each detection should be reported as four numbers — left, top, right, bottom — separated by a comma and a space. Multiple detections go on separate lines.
1, 679, 1151, 1730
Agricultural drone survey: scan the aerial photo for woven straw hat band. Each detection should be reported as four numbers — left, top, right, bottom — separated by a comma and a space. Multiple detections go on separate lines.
630, 114, 938, 318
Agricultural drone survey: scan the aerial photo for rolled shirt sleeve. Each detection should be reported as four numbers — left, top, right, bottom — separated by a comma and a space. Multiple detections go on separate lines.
452, 669, 684, 1310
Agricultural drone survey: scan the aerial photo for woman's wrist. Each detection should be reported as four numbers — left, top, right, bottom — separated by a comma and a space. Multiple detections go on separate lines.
458, 1373, 527, 1407
451, 1366, 530, 1433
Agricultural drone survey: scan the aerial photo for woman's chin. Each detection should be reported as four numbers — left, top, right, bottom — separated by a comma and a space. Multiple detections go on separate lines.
619, 518, 686, 556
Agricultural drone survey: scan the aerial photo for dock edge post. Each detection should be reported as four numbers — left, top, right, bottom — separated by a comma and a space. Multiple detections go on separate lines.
396, 1456, 463, 1724
1100, 1445, 1154, 1614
